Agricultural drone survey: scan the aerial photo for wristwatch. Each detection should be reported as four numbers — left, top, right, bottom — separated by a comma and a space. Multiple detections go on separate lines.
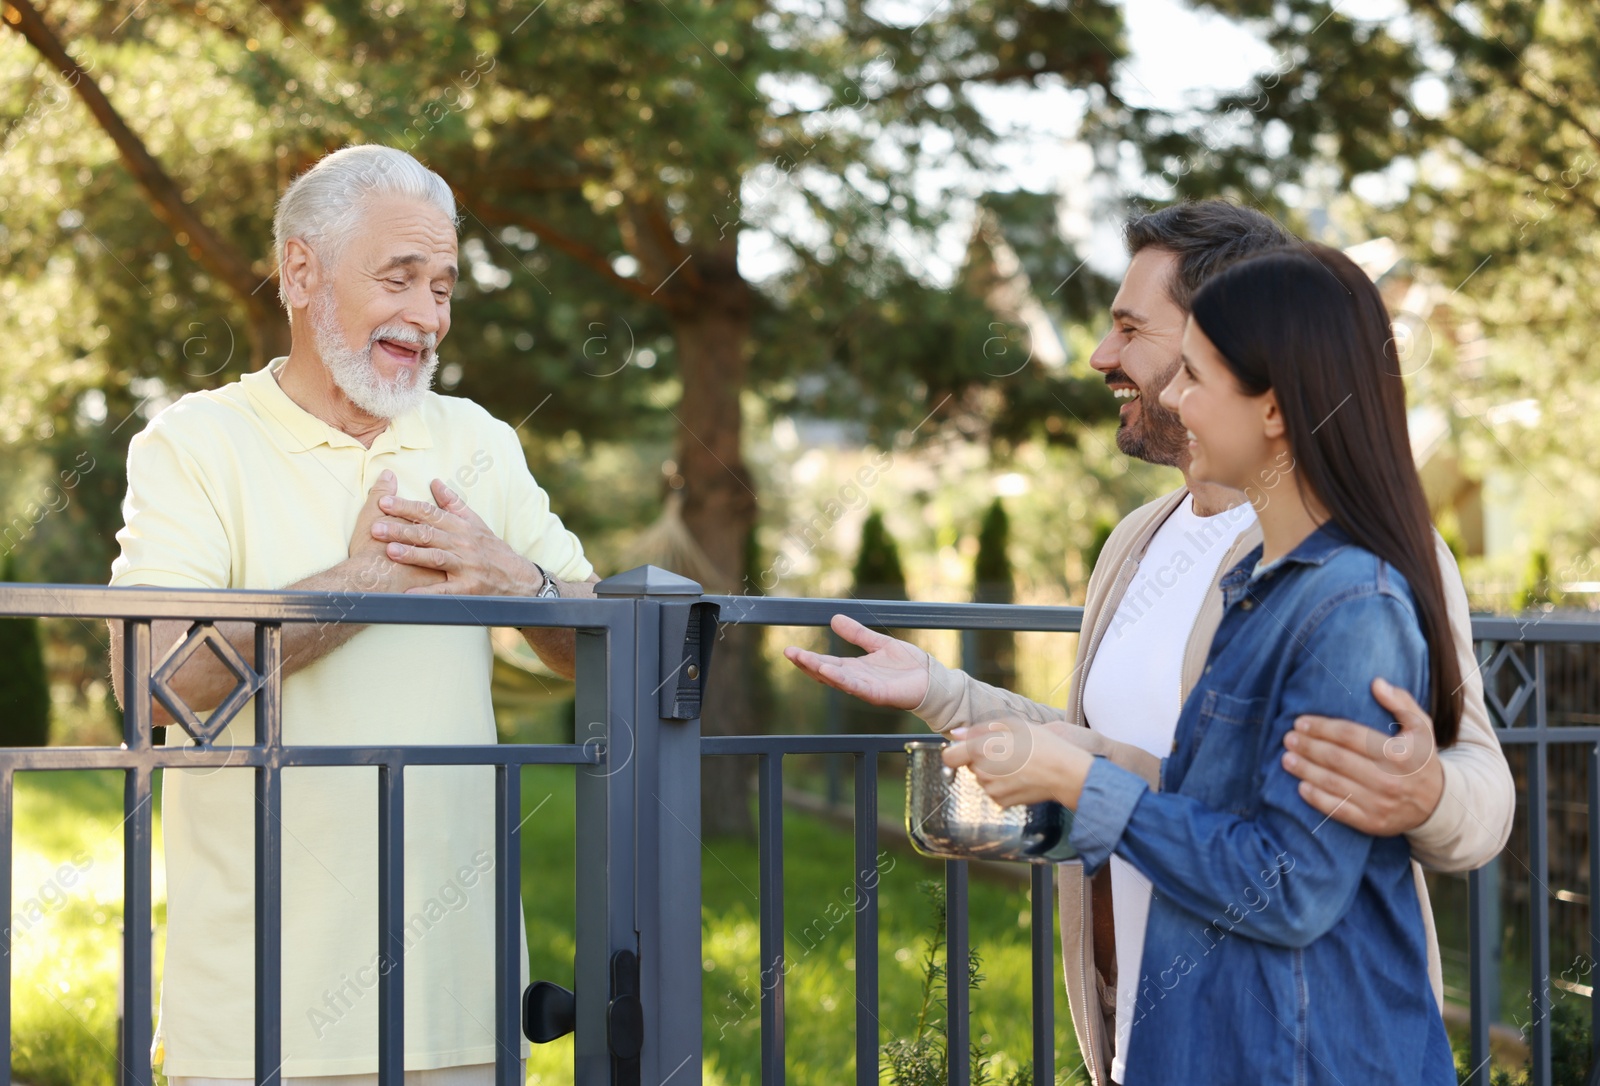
532, 563, 560, 599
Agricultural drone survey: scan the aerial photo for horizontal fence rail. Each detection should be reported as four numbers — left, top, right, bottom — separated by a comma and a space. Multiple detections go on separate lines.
0, 578, 1594, 1086
699, 588, 1089, 1086
0, 576, 680, 1086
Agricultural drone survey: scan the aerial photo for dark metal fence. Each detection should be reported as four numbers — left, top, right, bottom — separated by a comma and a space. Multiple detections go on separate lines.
0, 576, 1594, 1085
1462, 616, 1600, 1086
703, 594, 1086, 1086
0, 568, 712, 1086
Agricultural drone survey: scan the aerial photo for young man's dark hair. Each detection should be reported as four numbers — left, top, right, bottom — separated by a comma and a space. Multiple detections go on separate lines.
1101, 199, 1298, 467
1123, 200, 1297, 311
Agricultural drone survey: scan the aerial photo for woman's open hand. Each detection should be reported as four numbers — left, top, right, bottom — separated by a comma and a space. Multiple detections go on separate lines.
942, 720, 1096, 809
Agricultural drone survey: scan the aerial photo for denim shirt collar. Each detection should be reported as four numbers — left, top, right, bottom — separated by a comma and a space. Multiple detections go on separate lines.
1219, 520, 1354, 608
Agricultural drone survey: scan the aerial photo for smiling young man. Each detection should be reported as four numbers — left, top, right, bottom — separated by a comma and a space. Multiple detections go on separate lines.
109, 146, 597, 1084
785, 201, 1514, 1086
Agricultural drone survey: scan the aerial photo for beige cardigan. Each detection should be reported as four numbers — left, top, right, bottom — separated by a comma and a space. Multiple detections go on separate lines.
913, 486, 1515, 1086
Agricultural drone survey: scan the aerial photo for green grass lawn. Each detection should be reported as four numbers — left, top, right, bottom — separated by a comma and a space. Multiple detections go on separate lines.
8, 761, 1081, 1086
517, 766, 1081, 1086
10, 769, 167, 1086
10, 663, 1555, 1085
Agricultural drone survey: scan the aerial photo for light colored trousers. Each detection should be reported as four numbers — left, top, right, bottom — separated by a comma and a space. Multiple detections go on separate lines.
171, 1064, 521, 1086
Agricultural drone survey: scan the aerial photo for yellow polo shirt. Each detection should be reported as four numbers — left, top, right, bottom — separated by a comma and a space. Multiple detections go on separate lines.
110, 362, 593, 1078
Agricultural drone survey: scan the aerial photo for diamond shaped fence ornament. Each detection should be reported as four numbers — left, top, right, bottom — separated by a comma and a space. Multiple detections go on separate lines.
1482, 642, 1536, 727
149, 622, 265, 745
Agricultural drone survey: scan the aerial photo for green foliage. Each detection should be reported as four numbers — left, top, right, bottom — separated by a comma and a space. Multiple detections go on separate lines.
1438, 515, 1467, 567
845, 509, 909, 734
8, 755, 1079, 1086
0, 555, 51, 746
973, 499, 1016, 690
882, 881, 1033, 1086
1452, 998, 1594, 1086
8, 769, 165, 1086
1548, 997, 1596, 1086
1515, 550, 1561, 612
1230, 0, 1600, 580
1084, 517, 1117, 581
741, 521, 775, 728
974, 500, 1014, 599
852, 510, 908, 602
0, 0, 1130, 591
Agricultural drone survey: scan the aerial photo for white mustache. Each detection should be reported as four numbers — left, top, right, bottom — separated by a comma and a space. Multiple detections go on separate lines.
369, 323, 437, 355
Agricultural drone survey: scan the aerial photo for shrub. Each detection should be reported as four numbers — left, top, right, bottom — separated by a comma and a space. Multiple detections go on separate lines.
972, 499, 1016, 691
0, 555, 50, 747
883, 880, 1034, 1086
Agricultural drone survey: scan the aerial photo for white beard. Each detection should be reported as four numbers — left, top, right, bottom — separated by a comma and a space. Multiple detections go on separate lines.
310, 291, 440, 419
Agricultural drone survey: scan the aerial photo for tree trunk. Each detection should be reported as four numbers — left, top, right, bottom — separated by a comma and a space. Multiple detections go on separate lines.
670, 254, 760, 839
247, 299, 292, 370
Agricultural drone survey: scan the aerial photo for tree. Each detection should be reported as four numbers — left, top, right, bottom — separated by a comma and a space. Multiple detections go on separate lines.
0, 556, 52, 747
2, 0, 1134, 833
1515, 550, 1560, 613
971, 499, 1015, 691
851, 510, 909, 603
844, 510, 910, 736
2, 0, 1127, 572
1084, 516, 1117, 580
1147, 1, 1600, 575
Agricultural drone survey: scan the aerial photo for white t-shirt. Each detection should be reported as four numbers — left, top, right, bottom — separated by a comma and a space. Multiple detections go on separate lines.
1081, 493, 1256, 1083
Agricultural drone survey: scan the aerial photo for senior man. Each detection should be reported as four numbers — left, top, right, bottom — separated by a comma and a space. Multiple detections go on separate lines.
786, 200, 1515, 1086
109, 145, 596, 1083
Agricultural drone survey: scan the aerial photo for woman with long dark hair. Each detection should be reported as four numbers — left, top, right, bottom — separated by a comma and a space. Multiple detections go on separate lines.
947, 242, 1460, 1084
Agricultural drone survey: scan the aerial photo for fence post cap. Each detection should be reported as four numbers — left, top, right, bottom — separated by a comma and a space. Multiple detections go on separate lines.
594, 565, 703, 598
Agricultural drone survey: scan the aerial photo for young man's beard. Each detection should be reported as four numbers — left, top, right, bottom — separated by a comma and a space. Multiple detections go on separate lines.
1115, 358, 1189, 468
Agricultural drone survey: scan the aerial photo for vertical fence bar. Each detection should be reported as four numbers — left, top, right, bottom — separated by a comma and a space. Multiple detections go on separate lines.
1465, 638, 1492, 1086
377, 762, 405, 1086
630, 592, 704, 1086
759, 752, 786, 1086
946, 860, 969, 1086
123, 767, 154, 1086
825, 629, 844, 809
121, 619, 154, 1086
572, 615, 633, 1086
1529, 646, 1551, 1086
1468, 863, 1495, 1086
1590, 744, 1600, 1067
853, 752, 879, 1085
121, 620, 154, 1086
254, 623, 283, 1086
0, 766, 12, 1086
494, 762, 522, 1086
1030, 864, 1055, 1082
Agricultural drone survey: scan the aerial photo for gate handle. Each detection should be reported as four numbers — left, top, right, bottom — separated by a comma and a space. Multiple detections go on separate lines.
522, 980, 576, 1043
608, 949, 644, 1062
521, 949, 644, 1072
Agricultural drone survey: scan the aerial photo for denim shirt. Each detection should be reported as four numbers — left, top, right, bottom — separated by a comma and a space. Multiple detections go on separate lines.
1069, 522, 1454, 1086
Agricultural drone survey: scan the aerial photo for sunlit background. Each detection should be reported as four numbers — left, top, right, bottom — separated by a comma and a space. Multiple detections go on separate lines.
2, 0, 1597, 1082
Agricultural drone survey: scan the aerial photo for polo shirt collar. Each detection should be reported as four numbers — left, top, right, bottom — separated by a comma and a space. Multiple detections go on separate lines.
243, 361, 433, 453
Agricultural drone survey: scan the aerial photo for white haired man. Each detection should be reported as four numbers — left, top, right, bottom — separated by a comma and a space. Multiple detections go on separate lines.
109, 145, 596, 1083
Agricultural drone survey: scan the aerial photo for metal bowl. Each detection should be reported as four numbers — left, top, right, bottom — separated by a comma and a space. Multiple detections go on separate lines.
904, 739, 1075, 864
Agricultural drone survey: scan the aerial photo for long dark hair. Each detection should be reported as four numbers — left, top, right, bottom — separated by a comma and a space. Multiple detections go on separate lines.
1189, 243, 1463, 746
